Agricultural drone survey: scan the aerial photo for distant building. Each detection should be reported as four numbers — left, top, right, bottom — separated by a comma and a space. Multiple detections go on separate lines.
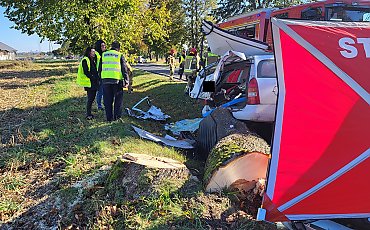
0, 42, 17, 60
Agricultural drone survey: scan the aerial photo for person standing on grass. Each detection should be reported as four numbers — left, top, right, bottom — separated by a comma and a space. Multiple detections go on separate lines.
99, 41, 129, 122
178, 49, 186, 80
94, 40, 107, 111
126, 61, 134, 93
77, 46, 99, 120
184, 47, 200, 93
168, 48, 176, 81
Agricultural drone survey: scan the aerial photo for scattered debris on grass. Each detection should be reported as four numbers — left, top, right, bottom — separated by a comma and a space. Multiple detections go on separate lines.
126, 96, 170, 121
132, 125, 195, 149
164, 118, 203, 136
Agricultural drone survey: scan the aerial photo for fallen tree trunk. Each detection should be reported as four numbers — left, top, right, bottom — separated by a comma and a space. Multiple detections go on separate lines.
203, 133, 270, 200
105, 153, 190, 202
196, 108, 250, 160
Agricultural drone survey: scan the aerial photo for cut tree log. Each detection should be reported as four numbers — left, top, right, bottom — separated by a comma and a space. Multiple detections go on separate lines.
196, 107, 250, 159
203, 133, 270, 196
105, 153, 190, 202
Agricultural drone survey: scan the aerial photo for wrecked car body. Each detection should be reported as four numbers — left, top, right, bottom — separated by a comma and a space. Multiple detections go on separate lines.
190, 50, 277, 123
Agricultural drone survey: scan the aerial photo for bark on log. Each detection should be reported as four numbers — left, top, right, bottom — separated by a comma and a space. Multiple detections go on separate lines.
196, 107, 250, 159
105, 153, 190, 202
203, 133, 270, 196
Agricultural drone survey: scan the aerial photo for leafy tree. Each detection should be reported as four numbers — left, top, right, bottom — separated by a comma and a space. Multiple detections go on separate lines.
167, 0, 187, 53
1, 0, 146, 54
142, 0, 186, 60
183, 0, 217, 50
213, 0, 311, 22
143, 0, 171, 60
52, 41, 70, 57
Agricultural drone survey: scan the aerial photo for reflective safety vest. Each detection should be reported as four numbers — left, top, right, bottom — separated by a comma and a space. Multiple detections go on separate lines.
95, 51, 101, 69
179, 54, 185, 65
101, 50, 123, 80
205, 52, 219, 66
184, 55, 198, 76
77, 57, 91, 87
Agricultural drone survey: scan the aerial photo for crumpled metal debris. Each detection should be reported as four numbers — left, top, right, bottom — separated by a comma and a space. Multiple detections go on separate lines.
126, 96, 170, 121
132, 125, 195, 149
164, 118, 203, 136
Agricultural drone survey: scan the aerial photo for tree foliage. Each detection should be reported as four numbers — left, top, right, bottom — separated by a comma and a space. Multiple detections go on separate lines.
183, 0, 217, 49
1, 0, 146, 54
143, 0, 186, 59
1, 0, 314, 56
213, 0, 311, 22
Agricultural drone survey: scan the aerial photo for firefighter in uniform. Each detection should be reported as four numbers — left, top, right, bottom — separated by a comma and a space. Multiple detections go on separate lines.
178, 50, 186, 80
99, 41, 129, 122
204, 51, 219, 67
126, 62, 134, 93
168, 48, 176, 80
183, 47, 200, 93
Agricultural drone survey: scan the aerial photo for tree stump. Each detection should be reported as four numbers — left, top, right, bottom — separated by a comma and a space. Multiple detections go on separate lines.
105, 153, 190, 202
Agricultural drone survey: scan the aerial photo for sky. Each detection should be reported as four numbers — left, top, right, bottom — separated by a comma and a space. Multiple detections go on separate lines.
0, 7, 60, 53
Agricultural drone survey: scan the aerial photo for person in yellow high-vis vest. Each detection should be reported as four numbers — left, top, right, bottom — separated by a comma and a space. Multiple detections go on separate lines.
94, 40, 107, 110
77, 46, 99, 120
98, 41, 129, 122
126, 62, 134, 93
184, 48, 200, 93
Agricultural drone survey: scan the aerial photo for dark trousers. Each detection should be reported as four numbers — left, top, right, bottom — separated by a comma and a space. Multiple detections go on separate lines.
179, 65, 184, 79
96, 82, 104, 108
103, 83, 123, 121
86, 89, 97, 116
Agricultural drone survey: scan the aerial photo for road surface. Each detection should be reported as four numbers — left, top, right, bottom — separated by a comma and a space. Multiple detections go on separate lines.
134, 63, 186, 81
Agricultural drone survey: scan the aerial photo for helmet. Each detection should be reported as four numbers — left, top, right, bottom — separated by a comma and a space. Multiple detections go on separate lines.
190, 47, 197, 55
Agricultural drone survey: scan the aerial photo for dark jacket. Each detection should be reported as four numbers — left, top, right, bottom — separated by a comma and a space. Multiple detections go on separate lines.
95, 40, 105, 56
82, 57, 99, 90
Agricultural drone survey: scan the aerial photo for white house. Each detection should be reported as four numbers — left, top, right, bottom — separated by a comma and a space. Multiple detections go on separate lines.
0, 42, 16, 60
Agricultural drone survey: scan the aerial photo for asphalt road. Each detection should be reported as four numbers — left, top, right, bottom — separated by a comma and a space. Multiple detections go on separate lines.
133, 63, 187, 81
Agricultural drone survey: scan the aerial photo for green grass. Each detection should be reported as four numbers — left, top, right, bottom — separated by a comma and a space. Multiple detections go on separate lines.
121, 191, 207, 230
1, 66, 201, 174
0, 174, 26, 191
0, 61, 206, 225
0, 199, 21, 215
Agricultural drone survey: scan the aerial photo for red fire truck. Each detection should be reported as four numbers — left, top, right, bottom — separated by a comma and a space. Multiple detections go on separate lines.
218, 0, 370, 48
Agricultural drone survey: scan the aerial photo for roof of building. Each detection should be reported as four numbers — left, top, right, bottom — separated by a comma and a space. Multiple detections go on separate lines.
0, 42, 17, 52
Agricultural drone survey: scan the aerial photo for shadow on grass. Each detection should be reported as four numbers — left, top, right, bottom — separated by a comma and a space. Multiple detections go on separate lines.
133, 79, 164, 89
34, 60, 79, 64
0, 75, 76, 90
0, 65, 77, 80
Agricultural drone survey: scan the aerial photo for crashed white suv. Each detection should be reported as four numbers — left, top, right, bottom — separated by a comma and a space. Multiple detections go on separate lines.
231, 55, 277, 122
190, 51, 277, 123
